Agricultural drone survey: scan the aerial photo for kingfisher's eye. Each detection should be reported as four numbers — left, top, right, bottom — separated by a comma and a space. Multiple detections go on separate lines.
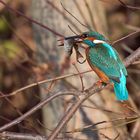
81, 33, 88, 38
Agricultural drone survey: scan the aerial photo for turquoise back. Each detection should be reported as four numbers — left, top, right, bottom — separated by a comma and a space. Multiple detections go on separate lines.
88, 44, 127, 81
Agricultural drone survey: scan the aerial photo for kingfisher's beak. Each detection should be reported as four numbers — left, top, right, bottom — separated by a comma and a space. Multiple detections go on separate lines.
58, 35, 82, 46
65, 34, 87, 43
65, 35, 81, 40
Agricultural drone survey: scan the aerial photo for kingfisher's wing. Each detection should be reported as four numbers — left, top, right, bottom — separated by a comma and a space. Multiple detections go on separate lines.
112, 48, 127, 76
88, 44, 127, 82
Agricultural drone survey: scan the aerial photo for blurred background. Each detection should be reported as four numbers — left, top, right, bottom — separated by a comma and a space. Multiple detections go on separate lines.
0, 0, 140, 139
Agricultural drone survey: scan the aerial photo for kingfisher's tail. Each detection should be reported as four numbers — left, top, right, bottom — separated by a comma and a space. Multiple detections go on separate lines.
113, 71, 128, 101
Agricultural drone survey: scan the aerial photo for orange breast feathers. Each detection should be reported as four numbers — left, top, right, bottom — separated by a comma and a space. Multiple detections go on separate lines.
85, 48, 110, 83
85, 37, 95, 41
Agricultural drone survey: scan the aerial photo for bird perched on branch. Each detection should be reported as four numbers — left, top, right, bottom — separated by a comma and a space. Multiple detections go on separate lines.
64, 31, 128, 101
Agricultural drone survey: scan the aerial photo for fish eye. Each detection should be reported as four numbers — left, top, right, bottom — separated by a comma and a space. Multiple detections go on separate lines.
81, 33, 88, 38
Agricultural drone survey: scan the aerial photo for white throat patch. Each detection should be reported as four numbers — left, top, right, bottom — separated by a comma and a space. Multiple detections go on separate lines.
93, 39, 106, 44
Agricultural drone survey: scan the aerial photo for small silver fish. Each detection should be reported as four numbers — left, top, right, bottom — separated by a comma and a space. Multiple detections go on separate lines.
63, 38, 74, 57
64, 38, 85, 64
58, 35, 86, 64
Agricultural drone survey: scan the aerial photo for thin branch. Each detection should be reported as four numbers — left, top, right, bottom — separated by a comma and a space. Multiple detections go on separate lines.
68, 25, 78, 35
65, 116, 139, 134
72, 63, 85, 91
0, 0, 63, 37
0, 131, 86, 140
114, 133, 120, 140
47, 83, 106, 140
0, 44, 140, 138
118, 0, 140, 10
0, 92, 78, 132
99, 133, 113, 140
0, 131, 47, 140
0, 92, 22, 116
60, 2, 89, 29
47, 47, 140, 139
89, 116, 140, 132
84, 0, 95, 30
46, 0, 81, 33
132, 60, 140, 65
124, 47, 140, 67
112, 30, 140, 45
73, 0, 91, 29
81, 104, 123, 116
0, 70, 92, 98
0, 47, 139, 135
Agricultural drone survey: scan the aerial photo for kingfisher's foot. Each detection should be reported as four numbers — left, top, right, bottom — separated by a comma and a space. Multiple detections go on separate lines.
95, 80, 107, 87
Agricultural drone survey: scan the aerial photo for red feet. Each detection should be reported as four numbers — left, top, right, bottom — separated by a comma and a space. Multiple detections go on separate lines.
95, 80, 107, 87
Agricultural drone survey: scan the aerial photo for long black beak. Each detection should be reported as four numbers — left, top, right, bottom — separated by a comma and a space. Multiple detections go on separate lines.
65, 35, 80, 40
58, 35, 81, 46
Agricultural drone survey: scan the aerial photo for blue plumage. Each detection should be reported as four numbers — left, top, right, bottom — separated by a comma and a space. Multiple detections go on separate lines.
82, 31, 129, 101
113, 70, 128, 100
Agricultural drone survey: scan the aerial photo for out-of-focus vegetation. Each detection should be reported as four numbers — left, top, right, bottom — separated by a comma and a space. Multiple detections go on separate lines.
0, 0, 140, 139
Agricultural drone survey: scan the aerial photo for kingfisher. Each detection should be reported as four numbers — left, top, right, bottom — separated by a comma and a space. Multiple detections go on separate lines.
65, 31, 128, 101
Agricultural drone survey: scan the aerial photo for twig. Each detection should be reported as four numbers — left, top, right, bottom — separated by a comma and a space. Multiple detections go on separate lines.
114, 133, 120, 140
118, 0, 140, 10
0, 92, 78, 132
72, 63, 85, 91
99, 133, 113, 140
60, 2, 89, 29
84, 0, 95, 30
112, 30, 140, 45
0, 45, 139, 138
0, 131, 47, 140
0, 70, 92, 98
121, 43, 134, 54
0, 0, 63, 37
132, 60, 140, 65
65, 116, 139, 134
89, 116, 140, 132
124, 47, 140, 67
66, 121, 107, 133
81, 104, 123, 116
47, 83, 105, 140
46, 0, 81, 33
0, 131, 86, 140
47, 47, 140, 139
0, 92, 22, 116
73, 0, 91, 29
68, 25, 78, 35
37, 119, 52, 131
0, 45, 140, 138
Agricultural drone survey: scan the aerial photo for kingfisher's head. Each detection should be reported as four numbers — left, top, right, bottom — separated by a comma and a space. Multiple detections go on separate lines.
79, 31, 108, 47
64, 31, 108, 48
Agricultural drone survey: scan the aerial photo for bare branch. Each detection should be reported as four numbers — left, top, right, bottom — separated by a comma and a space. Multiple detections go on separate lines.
0, 0, 63, 37
60, 2, 89, 29
0, 131, 46, 140
0, 92, 78, 132
46, 0, 81, 33
124, 47, 140, 67
118, 0, 140, 10
47, 83, 106, 140
0, 46, 140, 137
47, 47, 140, 139
112, 30, 140, 45
0, 70, 92, 98
73, 0, 91, 29
72, 63, 85, 91
84, 0, 95, 30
